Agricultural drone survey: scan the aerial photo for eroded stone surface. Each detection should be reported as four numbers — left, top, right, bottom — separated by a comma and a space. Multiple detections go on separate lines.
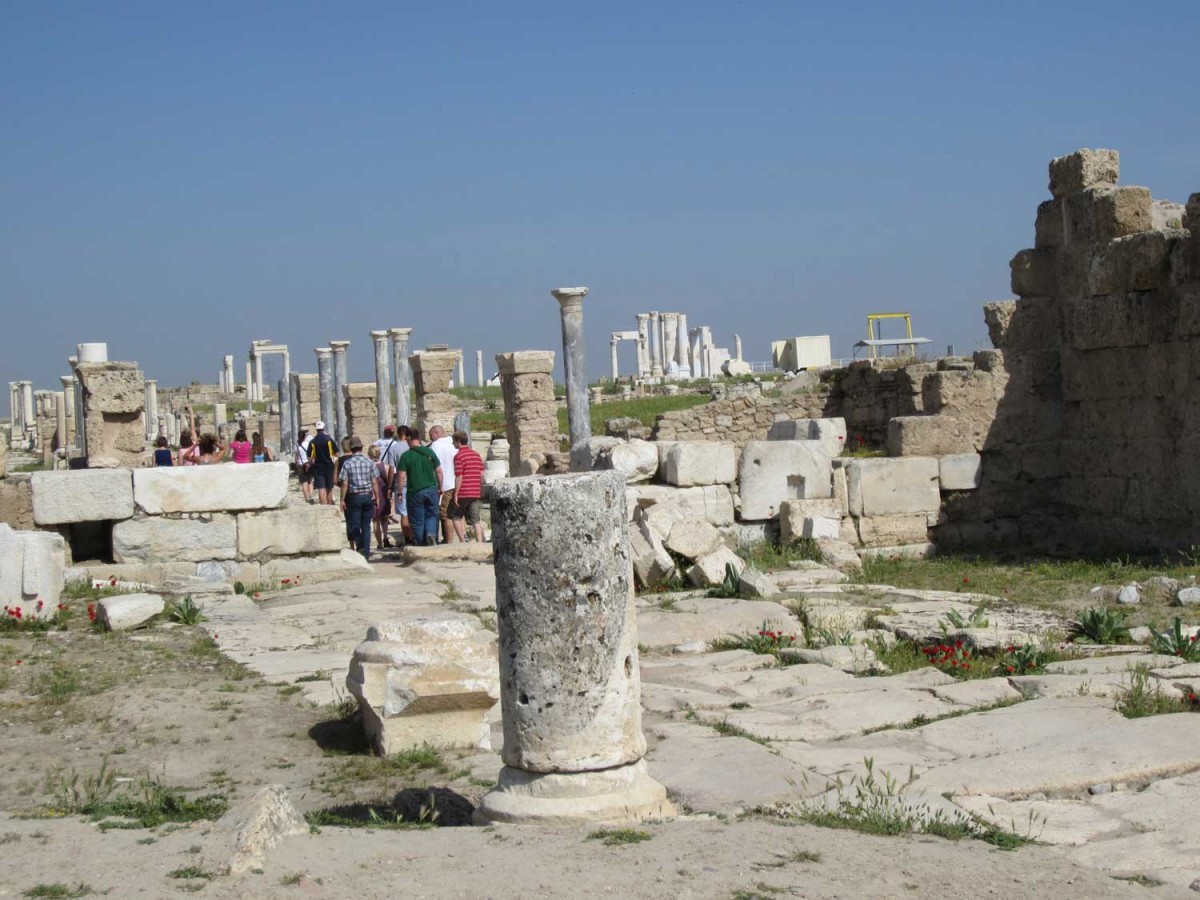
31, 469, 134, 525
134, 463, 289, 515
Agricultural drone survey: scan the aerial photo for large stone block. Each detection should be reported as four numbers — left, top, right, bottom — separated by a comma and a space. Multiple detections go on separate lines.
886, 416, 981, 457
112, 515, 238, 563
0, 476, 34, 530
596, 440, 659, 483
1092, 186, 1152, 240
134, 462, 289, 515
1086, 233, 1174, 298
663, 442, 737, 487
1009, 248, 1055, 297
76, 362, 144, 415
685, 545, 746, 587
630, 518, 676, 590
664, 518, 722, 561
738, 441, 833, 520
983, 301, 1016, 348
237, 505, 347, 559
938, 454, 982, 491
20, 530, 65, 611
495, 351, 555, 376
766, 417, 847, 457
31, 469, 134, 525
1048, 148, 1119, 199
846, 457, 940, 517
1070, 291, 1153, 350
346, 614, 499, 754
98, 593, 165, 631
779, 498, 845, 544
630, 484, 735, 535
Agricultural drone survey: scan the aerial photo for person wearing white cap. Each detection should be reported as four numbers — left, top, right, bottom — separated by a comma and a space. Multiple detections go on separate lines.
306, 420, 338, 505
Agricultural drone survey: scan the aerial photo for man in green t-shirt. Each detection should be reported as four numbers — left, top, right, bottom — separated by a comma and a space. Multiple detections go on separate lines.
396, 426, 444, 546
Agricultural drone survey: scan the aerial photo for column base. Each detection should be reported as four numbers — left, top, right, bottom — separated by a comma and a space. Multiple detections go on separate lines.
473, 760, 674, 826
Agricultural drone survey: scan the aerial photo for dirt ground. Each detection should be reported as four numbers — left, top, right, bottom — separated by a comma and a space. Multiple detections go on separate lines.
0, 613, 1188, 899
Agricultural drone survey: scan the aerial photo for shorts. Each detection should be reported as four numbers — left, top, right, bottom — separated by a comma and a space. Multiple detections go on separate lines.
453, 497, 481, 526
439, 490, 454, 518
296, 464, 313, 485
312, 465, 335, 491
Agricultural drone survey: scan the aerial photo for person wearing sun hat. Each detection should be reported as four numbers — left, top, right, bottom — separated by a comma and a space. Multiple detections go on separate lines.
306, 420, 338, 506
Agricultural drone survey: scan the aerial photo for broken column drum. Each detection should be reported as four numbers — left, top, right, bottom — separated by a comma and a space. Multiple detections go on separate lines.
476, 470, 672, 825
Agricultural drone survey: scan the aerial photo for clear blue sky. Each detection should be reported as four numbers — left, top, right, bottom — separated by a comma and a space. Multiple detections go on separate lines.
3, 1, 1198, 396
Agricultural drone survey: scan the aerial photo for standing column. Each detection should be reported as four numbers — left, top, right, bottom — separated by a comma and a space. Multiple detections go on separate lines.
253, 352, 264, 402
244, 361, 253, 412
223, 355, 235, 395
609, 333, 620, 381
20, 382, 34, 434
371, 331, 392, 438
691, 330, 703, 379
674, 313, 691, 379
54, 391, 67, 457
475, 470, 672, 825
7, 384, 18, 448
388, 328, 412, 427
454, 352, 464, 390
700, 327, 714, 378
59, 376, 75, 451
734, 334, 743, 361
552, 287, 591, 468
315, 348, 335, 434
144, 380, 159, 440
288, 375, 300, 444
635, 314, 649, 378
663, 314, 679, 373
329, 340, 350, 442
279, 349, 292, 454
648, 311, 663, 378
69, 358, 84, 454
476, 350, 484, 387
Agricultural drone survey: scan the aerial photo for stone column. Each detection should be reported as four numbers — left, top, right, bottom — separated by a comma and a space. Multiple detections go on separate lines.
734, 334, 743, 361
635, 314, 649, 378
389, 328, 412, 427
674, 313, 691, 379
700, 326, 714, 378
244, 361, 253, 412
20, 382, 34, 430
456, 352, 465, 389
552, 287, 591, 468
278, 349, 292, 454
59, 375, 75, 451
663, 314, 679, 373
7, 384, 19, 447
495, 351, 557, 475
69, 358, 84, 454
476, 470, 672, 825
648, 311, 663, 377
54, 391, 66, 455
213, 402, 227, 428
476, 350, 484, 387
223, 355, 234, 394
372, 331, 392, 438
315, 348, 334, 435
609, 334, 620, 381
144, 380, 159, 440
691, 330, 703, 378
253, 352, 264, 402
329, 340, 350, 442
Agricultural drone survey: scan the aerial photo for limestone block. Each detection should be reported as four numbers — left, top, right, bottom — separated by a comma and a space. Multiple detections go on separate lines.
801, 517, 841, 540
686, 546, 746, 587
1093, 186, 1152, 240
409, 350, 458, 394
346, 614, 500, 754
816, 538, 862, 570
205, 785, 308, 878
663, 442, 737, 487
0, 525, 24, 610
632, 485, 735, 535
495, 351, 555, 376
112, 515, 238, 563
846, 457, 940, 517
766, 417, 847, 457
76, 362, 144, 414
597, 440, 659, 483
1010, 248, 1055, 297
1176, 588, 1200, 606
31, 469, 134, 525
1086, 232, 1173, 298
832, 463, 848, 514
738, 567, 780, 599
0, 476, 33, 531
20, 530, 65, 611
630, 519, 676, 590
134, 462, 289, 515
98, 592, 165, 631
1035, 198, 1064, 249
664, 518, 722, 561
573, 436, 622, 473
1048, 148, 1119, 198
854, 513, 930, 548
237, 505, 346, 559
779, 498, 844, 544
886, 415, 980, 457
939, 453, 982, 491
983, 301, 1016, 348
738, 441, 832, 520
722, 359, 752, 377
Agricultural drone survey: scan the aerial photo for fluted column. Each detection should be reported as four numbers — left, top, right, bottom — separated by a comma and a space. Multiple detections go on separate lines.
144, 380, 159, 440
609, 333, 620, 381
674, 313, 691, 379
329, 340, 350, 442
648, 311, 663, 378
315, 348, 334, 434
372, 331, 392, 437
388, 328, 412, 427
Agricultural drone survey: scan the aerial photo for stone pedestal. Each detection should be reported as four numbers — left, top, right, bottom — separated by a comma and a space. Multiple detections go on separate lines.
410, 349, 459, 436
496, 351, 558, 475
475, 470, 671, 825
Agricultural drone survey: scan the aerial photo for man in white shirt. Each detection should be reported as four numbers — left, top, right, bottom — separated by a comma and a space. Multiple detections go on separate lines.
428, 425, 458, 543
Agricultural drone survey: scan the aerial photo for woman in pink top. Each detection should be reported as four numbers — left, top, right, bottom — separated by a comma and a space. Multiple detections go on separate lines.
228, 429, 253, 464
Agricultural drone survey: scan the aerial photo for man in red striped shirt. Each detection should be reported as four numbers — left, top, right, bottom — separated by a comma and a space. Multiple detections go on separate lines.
450, 431, 486, 543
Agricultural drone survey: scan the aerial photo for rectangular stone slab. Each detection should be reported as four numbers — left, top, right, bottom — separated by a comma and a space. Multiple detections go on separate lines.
134, 462, 289, 514
31, 469, 135, 525
846, 457, 940, 516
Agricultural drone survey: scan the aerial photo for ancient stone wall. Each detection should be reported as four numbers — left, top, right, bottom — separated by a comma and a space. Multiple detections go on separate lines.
343, 383, 379, 443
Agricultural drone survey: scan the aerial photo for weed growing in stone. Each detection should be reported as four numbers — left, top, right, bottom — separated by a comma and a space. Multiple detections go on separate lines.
706, 564, 742, 599
1069, 607, 1131, 645
1114, 666, 1197, 718
736, 539, 822, 570
43, 761, 227, 829
22, 884, 93, 898
167, 866, 214, 880
1149, 618, 1200, 661
710, 718, 770, 745
587, 828, 652, 846
166, 596, 205, 626
938, 604, 989, 632
807, 625, 854, 649
711, 623, 799, 658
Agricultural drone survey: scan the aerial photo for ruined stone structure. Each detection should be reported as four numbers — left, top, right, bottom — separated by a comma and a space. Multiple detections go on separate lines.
495, 351, 559, 475
343, 383, 379, 443
290, 373, 320, 434
409, 349, 459, 436
76, 361, 146, 468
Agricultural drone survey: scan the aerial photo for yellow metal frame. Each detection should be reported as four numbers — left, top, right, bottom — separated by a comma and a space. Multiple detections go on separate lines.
865, 312, 914, 360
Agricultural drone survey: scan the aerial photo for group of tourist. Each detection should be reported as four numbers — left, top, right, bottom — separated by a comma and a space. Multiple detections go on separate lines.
151, 407, 274, 467
293, 421, 484, 559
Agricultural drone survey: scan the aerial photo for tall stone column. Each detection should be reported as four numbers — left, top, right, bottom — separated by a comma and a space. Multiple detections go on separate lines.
648, 311, 663, 378
635, 314, 649, 378
223, 355, 234, 394
552, 287, 591, 468
144, 380, 159, 440
476, 470, 672, 825
691, 330, 703, 378
700, 326, 714, 378
20, 382, 34, 431
253, 352, 264, 402
59, 376, 75, 451
675, 313, 691, 379
315, 348, 334, 435
329, 340, 350, 442
244, 361, 254, 412
609, 334, 620, 381
456, 352, 465, 389
7, 384, 19, 447
55, 391, 67, 456
734, 334, 743, 361
409, 349, 458, 436
69, 358, 84, 454
663, 314, 679, 373
276, 379, 291, 458
476, 350, 484, 387
371, 331, 392, 438
389, 328, 412, 427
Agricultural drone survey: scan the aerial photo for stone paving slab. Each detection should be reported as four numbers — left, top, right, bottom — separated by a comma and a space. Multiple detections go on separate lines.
1046, 653, 1185, 674
1010, 672, 1185, 700
636, 597, 800, 650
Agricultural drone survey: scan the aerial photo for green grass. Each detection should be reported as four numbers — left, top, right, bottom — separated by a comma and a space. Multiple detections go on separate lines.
737, 539, 822, 570
45, 762, 227, 829
586, 828, 652, 846
710, 718, 771, 745
60, 578, 136, 603
1114, 666, 1197, 718
22, 886, 92, 899
167, 866, 215, 880
559, 394, 712, 436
